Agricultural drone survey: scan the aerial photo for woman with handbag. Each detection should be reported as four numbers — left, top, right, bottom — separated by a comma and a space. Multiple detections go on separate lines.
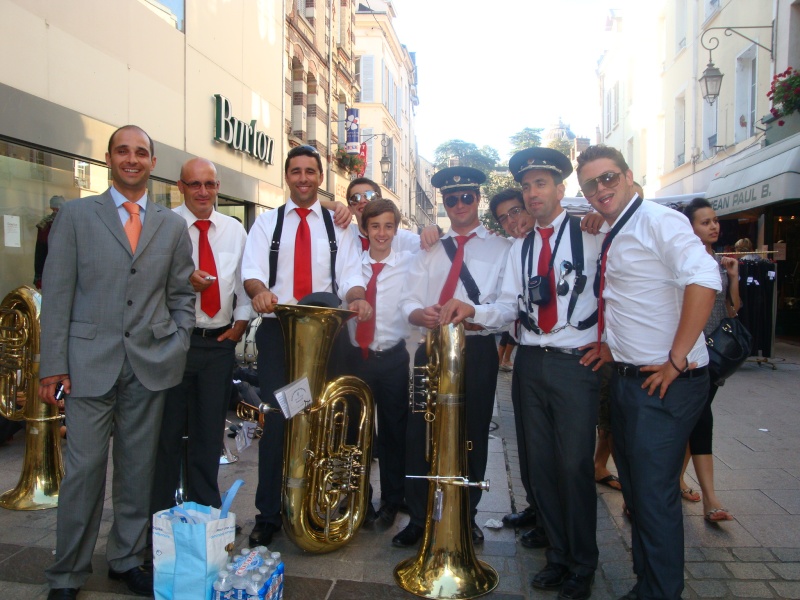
678, 198, 741, 523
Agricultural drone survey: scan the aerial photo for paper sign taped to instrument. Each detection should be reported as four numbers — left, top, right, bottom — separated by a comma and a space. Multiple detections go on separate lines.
3, 215, 21, 247
236, 421, 257, 452
273, 377, 312, 419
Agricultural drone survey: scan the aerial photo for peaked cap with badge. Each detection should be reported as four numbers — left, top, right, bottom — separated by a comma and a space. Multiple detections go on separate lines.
430, 166, 487, 192
508, 147, 574, 183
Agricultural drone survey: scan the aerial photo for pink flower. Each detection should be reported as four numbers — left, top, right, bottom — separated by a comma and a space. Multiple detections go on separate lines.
779, 120, 785, 126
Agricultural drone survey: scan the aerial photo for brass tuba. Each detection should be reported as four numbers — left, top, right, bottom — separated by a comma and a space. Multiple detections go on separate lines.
394, 324, 498, 599
0, 285, 64, 510
254, 304, 374, 553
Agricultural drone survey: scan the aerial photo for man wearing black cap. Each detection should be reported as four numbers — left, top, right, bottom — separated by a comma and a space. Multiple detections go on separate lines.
396, 166, 511, 548
459, 148, 605, 599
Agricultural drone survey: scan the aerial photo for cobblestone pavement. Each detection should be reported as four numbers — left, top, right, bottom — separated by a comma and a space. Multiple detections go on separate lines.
0, 342, 798, 599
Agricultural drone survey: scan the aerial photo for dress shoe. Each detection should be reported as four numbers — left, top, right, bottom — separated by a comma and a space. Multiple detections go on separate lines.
392, 522, 424, 547
376, 503, 399, 529
249, 521, 280, 547
502, 506, 536, 528
471, 521, 484, 545
558, 572, 595, 600
531, 562, 569, 589
108, 565, 153, 596
47, 589, 79, 600
363, 502, 379, 526
617, 591, 638, 600
520, 526, 549, 549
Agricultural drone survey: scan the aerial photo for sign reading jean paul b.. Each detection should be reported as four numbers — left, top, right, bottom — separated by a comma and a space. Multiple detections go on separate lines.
213, 94, 274, 166
710, 172, 800, 217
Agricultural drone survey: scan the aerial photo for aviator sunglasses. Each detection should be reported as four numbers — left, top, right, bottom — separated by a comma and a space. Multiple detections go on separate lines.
443, 192, 477, 208
348, 190, 380, 205
579, 171, 623, 198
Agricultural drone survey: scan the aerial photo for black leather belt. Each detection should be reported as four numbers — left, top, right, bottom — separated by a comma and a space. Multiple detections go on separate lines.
192, 326, 230, 338
367, 340, 406, 359
615, 363, 708, 379
531, 346, 588, 357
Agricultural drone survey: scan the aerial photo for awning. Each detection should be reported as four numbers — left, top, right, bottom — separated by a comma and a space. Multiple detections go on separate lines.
706, 132, 800, 216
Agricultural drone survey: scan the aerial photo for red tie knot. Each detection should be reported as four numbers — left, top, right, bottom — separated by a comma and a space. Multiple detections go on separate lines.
295, 207, 311, 220
371, 262, 386, 276
537, 227, 554, 240
194, 220, 211, 232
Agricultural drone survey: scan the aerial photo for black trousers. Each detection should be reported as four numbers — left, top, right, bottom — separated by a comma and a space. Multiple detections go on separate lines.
611, 371, 708, 599
348, 343, 410, 506
405, 334, 499, 526
514, 345, 600, 576
152, 334, 236, 512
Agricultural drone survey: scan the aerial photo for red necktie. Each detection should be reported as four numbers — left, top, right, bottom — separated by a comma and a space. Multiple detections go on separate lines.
597, 232, 611, 346
193, 220, 221, 317
438, 233, 476, 304
360, 236, 370, 251
294, 208, 312, 301
537, 227, 556, 333
122, 202, 142, 254
355, 262, 385, 358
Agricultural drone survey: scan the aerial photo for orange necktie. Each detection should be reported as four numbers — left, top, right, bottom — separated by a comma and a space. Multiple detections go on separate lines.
193, 220, 221, 318
294, 208, 312, 301
122, 202, 142, 254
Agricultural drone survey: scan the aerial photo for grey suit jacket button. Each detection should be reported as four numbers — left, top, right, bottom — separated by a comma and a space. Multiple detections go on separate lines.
125, 332, 130, 337
127, 300, 133, 306
130, 268, 136, 274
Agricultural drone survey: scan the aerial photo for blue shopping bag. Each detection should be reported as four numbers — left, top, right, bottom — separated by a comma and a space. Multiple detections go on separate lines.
153, 480, 243, 600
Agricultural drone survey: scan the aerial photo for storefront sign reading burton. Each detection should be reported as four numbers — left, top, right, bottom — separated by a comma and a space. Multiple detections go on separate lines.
214, 94, 274, 165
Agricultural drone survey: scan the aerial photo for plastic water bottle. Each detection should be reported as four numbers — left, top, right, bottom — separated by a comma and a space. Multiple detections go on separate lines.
212, 571, 233, 600
245, 573, 263, 600
230, 568, 248, 600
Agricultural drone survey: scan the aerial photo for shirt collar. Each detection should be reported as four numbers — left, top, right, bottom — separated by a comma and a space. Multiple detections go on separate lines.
362, 248, 397, 267
609, 193, 641, 229
176, 203, 219, 227
109, 185, 148, 212
287, 197, 322, 217
536, 208, 566, 232
443, 223, 486, 239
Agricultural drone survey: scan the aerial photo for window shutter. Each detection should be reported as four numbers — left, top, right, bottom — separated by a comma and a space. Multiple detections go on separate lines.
361, 56, 374, 102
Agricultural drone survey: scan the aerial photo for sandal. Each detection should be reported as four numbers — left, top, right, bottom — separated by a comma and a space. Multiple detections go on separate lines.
595, 474, 622, 491
704, 508, 733, 523
680, 487, 701, 502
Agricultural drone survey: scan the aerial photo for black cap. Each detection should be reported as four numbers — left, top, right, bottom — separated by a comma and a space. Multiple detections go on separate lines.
430, 166, 486, 192
508, 147, 573, 183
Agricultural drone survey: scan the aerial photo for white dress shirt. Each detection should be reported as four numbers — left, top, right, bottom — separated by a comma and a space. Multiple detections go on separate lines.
173, 204, 252, 329
400, 224, 511, 335
350, 223, 422, 254
346, 249, 414, 351
241, 199, 365, 316
109, 185, 148, 225
475, 209, 603, 348
603, 198, 722, 366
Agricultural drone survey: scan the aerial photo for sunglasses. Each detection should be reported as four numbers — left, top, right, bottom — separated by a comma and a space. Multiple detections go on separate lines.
579, 171, 623, 198
180, 179, 219, 191
348, 190, 380, 205
557, 260, 573, 296
497, 205, 524, 226
443, 192, 476, 208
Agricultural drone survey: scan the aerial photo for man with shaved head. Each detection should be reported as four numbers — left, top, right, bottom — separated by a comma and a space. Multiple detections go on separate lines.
151, 157, 252, 515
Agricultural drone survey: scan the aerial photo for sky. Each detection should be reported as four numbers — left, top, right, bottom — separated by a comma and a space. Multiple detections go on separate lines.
389, 0, 614, 163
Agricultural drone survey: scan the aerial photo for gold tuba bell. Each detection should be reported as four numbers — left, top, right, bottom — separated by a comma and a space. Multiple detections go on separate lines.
254, 304, 374, 553
394, 323, 498, 599
0, 285, 64, 510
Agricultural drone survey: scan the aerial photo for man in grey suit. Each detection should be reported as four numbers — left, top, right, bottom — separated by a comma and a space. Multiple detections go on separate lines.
38, 125, 196, 600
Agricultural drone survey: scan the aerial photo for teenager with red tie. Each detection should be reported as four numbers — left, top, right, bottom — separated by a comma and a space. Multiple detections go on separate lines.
396, 166, 511, 548
241, 145, 370, 547
342, 199, 414, 530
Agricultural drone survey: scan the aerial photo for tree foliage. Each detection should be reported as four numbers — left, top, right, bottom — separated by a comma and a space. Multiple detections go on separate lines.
546, 137, 572, 158
509, 128, 543, 154
433, 139, 498, 172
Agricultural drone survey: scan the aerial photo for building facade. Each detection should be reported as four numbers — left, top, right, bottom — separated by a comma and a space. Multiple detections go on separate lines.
0, 0, 286, 296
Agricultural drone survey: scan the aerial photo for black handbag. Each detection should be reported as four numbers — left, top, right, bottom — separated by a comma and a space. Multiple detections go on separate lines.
705, 317, 753, 385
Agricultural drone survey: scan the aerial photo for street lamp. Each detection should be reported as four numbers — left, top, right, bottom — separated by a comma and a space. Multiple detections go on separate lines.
699, 61, 724, 106
379, 138, 391, 186
699, 25, 774, 106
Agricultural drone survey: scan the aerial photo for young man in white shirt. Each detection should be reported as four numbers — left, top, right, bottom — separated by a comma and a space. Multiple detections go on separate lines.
396, 166, 511, 548
346, 199, 414, 529
241, 145, 371, 547
152, 158, 252, 515
576, 144, 720, 600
